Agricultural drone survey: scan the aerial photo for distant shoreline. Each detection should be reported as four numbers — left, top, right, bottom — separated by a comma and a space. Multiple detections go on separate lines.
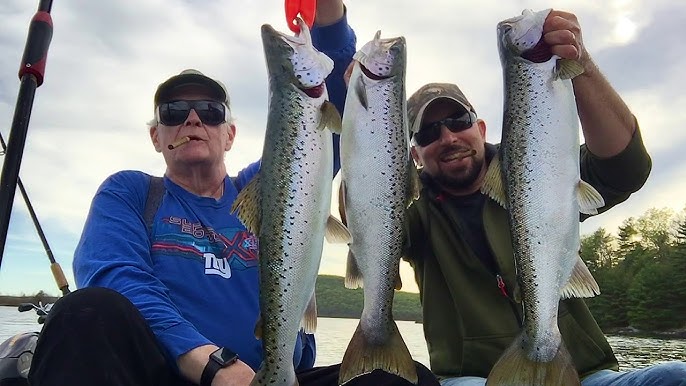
0, 294, 59, 307
3, 294, 684, 340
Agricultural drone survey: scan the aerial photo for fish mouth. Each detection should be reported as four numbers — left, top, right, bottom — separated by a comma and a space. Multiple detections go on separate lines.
359, 64, 388, 80
301, 83, 325, 98
521, 38, 553, 63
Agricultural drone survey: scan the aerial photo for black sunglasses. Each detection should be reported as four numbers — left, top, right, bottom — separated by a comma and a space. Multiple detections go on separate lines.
413, 110, 477, 147
157, 100, 227, 126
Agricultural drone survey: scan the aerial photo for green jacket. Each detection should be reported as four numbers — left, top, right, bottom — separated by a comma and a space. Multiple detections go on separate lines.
406, 127, 651, 380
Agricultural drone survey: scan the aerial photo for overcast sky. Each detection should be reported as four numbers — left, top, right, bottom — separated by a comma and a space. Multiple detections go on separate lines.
0, 0, 684, 296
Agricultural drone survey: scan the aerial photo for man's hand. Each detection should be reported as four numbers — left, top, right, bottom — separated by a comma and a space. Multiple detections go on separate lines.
315, 0, 345, 26
543, 10, 597, 76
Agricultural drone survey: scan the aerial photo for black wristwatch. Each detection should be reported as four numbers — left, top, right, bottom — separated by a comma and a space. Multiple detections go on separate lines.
200, 347, 239, 386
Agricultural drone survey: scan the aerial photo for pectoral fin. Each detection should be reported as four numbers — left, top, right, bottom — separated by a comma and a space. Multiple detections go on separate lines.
481, 156, 507, 209
557, 59, 585, 80
577, 179, 605, 215
231, 174, 262, 235
320, 100, 342, 134
406, 158, 421, 207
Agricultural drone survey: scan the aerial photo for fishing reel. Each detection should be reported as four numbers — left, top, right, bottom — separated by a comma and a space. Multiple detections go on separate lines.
17, 302, 52, 325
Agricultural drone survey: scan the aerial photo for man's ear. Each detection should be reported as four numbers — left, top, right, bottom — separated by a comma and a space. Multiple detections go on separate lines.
150, 126, 163, 153
410, 146, 422, 168
224, 124, 236, 151
477, 119, 487, 140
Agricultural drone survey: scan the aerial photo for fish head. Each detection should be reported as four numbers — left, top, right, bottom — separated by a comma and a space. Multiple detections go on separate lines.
261, 18, 334, 97
353, 31, 406, 80
497, 9, 553, 63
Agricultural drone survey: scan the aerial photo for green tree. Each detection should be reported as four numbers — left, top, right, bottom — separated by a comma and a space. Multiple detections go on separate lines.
675, 216, 686, 245
634, 208, 676, 259
627, 263, 682, 330
580, 227, 616, 272
586, 268, 630, 328
667, 217, 686, 322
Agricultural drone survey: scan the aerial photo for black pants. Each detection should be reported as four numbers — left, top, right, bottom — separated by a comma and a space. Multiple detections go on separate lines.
28, 288, 439, 386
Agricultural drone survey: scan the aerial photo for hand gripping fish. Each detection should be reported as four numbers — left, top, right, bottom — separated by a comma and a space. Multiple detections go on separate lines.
338, 31, 421, 385
482, 9, 605, 386
232, 18, 350, 386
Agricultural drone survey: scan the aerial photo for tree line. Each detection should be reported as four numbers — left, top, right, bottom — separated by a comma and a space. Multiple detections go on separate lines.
581, 206, 686, 333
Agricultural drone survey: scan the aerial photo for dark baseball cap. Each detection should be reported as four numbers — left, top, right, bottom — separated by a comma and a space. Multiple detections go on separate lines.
154, 69, 230, 107
407, 83, 476, 135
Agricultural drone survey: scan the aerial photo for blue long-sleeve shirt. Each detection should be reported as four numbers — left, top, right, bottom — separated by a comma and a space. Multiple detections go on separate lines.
73, 15, 355, 372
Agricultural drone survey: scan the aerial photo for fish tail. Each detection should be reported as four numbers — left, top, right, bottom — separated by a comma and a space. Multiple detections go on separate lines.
486, 333, 580, 386
338, 322, 418, 385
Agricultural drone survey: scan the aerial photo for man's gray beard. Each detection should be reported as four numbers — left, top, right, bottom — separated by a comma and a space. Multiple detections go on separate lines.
434, 155, 484, 192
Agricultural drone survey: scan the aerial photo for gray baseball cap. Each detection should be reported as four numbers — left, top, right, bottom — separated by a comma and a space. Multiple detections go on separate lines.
154, 69, 230, 107
407, 83, 476, 135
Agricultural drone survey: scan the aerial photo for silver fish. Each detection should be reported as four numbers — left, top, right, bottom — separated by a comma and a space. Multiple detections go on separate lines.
482, 8, 605, 386
338, 31, 420, 385
232, 18, 349, 386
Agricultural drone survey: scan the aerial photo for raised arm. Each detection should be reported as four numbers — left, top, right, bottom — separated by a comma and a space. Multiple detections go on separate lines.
543, 10, 636, 158
311, 0, 356, 176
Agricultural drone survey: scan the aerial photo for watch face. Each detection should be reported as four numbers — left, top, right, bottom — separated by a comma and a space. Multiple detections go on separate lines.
212, 348, 238, 366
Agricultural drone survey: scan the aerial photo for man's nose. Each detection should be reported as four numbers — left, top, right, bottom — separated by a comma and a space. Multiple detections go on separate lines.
184, 109, 202, 125
437, 124, 456, 145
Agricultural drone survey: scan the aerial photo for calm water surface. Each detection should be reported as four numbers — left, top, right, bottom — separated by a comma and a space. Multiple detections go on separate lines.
1, 306, 683, 370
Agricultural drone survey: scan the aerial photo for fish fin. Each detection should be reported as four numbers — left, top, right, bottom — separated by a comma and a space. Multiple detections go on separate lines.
344, 250, 363, 289
230, 174, 261, 235
320, 100, 343, 134
339, 322, 418, 385
325, 215, 352, 244
487, 332, 580, 386
354, 74, 369, 110
300, 291, 318, 333
557, 59, 585, 80
338, 179, 348, 226
577, 179, 605, 215
254, 315, 263, 339
480, 156, 507, 209
406, 158, 422, 207
560, 255, 601, 298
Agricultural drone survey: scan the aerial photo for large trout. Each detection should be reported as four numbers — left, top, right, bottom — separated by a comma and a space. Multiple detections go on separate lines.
232, 18, 349, 386
482, 9, 605, 386
338, 31, 420, 385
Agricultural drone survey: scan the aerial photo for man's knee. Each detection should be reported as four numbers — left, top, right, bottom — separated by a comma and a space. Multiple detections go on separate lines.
44, 287, 134, 326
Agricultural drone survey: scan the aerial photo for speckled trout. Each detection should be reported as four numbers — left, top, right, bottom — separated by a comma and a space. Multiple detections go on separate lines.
232, 18, 349, 386
482, 9, 605, 386
338, 31, 420, 385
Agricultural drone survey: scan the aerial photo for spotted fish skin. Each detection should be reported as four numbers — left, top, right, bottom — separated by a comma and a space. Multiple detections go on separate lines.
233, 18, 343, 386
338, 31, 419, 385
484, 8, 603, 386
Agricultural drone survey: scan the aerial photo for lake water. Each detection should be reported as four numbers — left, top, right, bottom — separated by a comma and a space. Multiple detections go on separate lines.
1, 306, 684, 370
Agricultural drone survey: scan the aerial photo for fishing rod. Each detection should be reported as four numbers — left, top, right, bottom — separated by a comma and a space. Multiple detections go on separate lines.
0, 0, 55, 267
0, 132, 69, 296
